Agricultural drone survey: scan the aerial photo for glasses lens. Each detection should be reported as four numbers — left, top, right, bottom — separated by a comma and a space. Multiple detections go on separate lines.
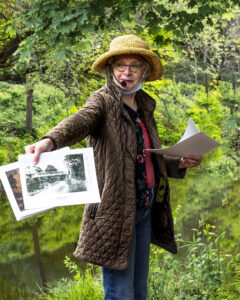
114, 63, 125, 71
114, 63, 142, 72
130, 65, 140, 72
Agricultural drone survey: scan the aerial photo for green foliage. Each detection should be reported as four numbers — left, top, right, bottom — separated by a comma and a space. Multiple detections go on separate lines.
2, 0, 237, 63
143, 79, 240, 259
38, 206, 84, 254
0, 81, 66, 138
36, 227, 240, 299
147, 225, 240, 299
38, 257, 104, 300
0, 82, 67, 164
0, 81, 88, 164
144, 79, 223, 146
0, 82, 27, 136
0, 20, 239, 295
207, 181, 240, 254
0, 205, 84, 263
0, 149, 7, 165
0, 81, 87, 266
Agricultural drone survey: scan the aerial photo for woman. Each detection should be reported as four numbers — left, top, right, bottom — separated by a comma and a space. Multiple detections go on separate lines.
25, 34, 201, 300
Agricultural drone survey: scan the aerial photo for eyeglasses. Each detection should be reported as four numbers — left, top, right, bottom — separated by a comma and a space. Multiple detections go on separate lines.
113, 63, 143, 73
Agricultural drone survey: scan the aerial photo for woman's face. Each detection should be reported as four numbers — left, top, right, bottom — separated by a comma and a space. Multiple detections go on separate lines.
112, 55, 144, 91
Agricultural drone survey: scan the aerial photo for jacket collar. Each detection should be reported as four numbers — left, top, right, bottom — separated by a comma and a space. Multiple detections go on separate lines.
106, 78, 122, 102
136, 89, 156, 114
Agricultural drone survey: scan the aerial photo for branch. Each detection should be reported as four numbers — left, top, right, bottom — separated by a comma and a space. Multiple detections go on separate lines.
0, 73, 25, 83
2, 1, 14, 14
0, 64, 40, 83
160, 90, 188, 113
0, 12, 8, 20
0, 31, 33, 67
0, 36, 10, 42
158, 96, 171, 121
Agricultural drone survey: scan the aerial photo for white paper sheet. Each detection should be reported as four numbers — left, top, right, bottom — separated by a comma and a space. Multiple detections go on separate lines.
0, 147, 70, 220
148, 117, 221, 157
0, 162, 52, 221
18, 147, 100, 209
178, 117, 200, 143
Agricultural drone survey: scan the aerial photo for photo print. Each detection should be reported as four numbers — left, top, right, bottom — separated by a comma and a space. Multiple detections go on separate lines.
19, 148, 100, 209
0, 162, 52, 221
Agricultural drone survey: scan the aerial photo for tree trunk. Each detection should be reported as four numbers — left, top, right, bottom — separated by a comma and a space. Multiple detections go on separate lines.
26, 75, 34, 134
238, 62, 240, 87
232, 73, 236, 94
188, 37, 198, 84
32, 223, 47, 289
194, 55, 198, 84
204, 73, 209, 96
203, 43, 208, 96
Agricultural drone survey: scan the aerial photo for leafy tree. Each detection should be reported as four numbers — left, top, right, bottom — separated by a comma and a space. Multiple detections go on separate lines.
163, 8, 240, 90
0, 0, 33, 82
1, 0, 239, 65
182, 9, 240, 91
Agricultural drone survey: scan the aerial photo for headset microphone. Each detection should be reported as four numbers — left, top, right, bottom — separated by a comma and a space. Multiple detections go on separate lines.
112, 73, 127, 87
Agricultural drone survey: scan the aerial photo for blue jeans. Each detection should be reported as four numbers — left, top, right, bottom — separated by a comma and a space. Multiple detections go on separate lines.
102, 206, 152, 300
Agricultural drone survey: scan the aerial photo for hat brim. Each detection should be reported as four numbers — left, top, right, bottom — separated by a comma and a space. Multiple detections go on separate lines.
92, 48, 163, 81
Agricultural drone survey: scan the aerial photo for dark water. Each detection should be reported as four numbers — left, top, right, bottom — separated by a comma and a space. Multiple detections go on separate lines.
0, 243, 82, 300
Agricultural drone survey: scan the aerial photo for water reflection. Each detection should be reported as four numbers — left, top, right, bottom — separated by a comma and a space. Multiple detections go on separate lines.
0, 243, 82, 300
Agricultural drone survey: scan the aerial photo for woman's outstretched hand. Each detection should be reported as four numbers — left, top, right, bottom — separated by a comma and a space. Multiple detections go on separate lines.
25, 138, 55, 165
179, 155, 202, 169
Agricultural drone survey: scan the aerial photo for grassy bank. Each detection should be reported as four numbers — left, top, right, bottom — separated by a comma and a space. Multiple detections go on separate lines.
38, 225, 240, 299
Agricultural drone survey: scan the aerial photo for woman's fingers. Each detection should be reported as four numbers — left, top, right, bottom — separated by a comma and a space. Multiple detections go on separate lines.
25, 144, 36, 154
32, 146, 43, 165
25, 138, 55, 164
188, 155, 202, 163
179, 155, 202, 169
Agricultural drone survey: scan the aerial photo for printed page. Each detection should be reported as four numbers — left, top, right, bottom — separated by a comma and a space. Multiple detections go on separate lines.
0, 162, 52, 221
148, 118, 221, 157
18, 148, 100, 209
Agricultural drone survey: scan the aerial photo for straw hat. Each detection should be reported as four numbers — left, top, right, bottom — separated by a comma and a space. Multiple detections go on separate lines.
92, 34, 163, 81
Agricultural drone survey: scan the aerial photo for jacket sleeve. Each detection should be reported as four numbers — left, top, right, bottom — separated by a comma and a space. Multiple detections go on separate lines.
164, 156, 186, 179
42, 93, 106, 148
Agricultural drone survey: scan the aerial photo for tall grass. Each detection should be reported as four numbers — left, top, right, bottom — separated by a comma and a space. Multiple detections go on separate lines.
147, 224, 240, 299
38, 257, 104, 300
38, 225, 240, 299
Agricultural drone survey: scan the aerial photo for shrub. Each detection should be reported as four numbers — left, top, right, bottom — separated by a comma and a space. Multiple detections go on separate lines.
147, 225, 240, 299
0, 149, 7, 165
37, 257, 104, 300
37, 226, 240, 299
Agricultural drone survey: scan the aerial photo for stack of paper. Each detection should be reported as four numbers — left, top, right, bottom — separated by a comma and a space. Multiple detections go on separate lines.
148, 117, 221, 157
0, 147, 100, 221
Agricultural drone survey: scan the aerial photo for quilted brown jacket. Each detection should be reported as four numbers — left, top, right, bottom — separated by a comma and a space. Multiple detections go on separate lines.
45, 79, 185, 270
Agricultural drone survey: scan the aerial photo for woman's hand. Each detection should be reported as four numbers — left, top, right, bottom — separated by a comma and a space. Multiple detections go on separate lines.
179, 155, 202, 169
25, 138, 55, 165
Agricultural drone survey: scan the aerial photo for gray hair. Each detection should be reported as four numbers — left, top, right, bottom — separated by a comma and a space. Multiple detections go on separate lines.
141, 60, 151, 81
104, 57, 151, 82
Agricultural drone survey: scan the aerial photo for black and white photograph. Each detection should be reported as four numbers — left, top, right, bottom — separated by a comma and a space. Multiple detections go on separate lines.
18, 148, 100, 209
0, 162, 52, 221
